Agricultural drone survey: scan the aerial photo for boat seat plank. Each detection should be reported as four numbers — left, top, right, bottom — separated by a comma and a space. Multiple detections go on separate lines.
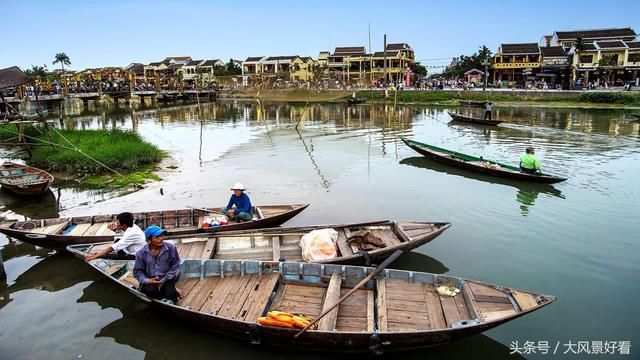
67, 223, 92, 236
269, 283, 324, 317
366, 290, 375, 332
336, 229, 354, 257
482, 309, 517, 322
83, 222, 106, 236
178, 277, 220, 309
318, 273, 342, 331
439, 295, 462, 327
511, 290, 538, 311
95, 223, 116, 236
200, 238, 217, 259
423, 284, 447, 330
376, 278, 388, 331
477, 301, 514, 314
241, 272, 281, 322
454, 293, 472, 320
462, 281, 482, 320
40, 222, 69, 235
272, 236, 281, 261
468, 282, 509, 300
370, 229, 401, 247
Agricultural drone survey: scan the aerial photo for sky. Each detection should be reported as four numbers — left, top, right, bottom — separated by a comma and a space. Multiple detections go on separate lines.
3, 0, 640, 72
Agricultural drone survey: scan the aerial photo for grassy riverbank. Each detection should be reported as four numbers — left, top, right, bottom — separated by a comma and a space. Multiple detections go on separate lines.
356, 90, 640, 107
0, 126, 165, 187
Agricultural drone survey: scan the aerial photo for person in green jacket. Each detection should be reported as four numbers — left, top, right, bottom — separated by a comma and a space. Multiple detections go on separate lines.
519, 146, 542, 175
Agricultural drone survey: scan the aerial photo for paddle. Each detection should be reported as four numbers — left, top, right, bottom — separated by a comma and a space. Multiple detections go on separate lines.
293, 249, 404, 338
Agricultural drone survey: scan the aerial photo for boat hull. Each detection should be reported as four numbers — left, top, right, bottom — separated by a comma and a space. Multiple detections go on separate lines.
402, 138, 566, 184
448, 111, 503, 126
0, 162, 54, 197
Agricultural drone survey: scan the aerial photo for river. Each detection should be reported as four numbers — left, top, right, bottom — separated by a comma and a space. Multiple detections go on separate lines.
1, 101, 638, 359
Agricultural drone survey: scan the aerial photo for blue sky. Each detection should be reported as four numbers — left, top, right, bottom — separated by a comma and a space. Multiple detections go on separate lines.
3, 0, 639, 72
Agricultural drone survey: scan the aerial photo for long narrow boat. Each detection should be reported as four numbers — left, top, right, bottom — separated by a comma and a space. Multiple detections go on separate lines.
458, 100, 486, 107
70, 220, 451, 266
0, 162, 54, 196
402, 138, 567, 184
447, 111, 503, 126
67, 253, 556, 353
0, 204, 309, 250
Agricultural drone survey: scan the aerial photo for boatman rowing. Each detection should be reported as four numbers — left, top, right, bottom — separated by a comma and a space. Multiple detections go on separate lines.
519, 146, 542, 175
85, 212, 145, 261
222, 183, 253, 222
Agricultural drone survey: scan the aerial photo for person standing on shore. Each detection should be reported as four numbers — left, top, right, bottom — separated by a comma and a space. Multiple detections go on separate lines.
484, 102, 493, 120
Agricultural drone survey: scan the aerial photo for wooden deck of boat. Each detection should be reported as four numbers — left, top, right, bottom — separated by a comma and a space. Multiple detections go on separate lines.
170, 273, 536, 332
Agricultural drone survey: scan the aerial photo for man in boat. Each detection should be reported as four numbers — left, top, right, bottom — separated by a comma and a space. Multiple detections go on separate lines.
133, 225, 181, 304
221, 183, 253, 222
484, 102, 493, 120
519, 146, 542, 175
85, 212, 145, 261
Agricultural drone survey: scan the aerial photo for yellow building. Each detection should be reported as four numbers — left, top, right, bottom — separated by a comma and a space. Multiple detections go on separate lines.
291, 56, 317, 82
492, 43, 541, 87
571, 40, 640, 85
327, 43, 415, 85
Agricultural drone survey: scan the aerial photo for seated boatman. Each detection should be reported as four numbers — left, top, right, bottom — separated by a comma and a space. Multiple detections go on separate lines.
85, 212, 145, 261
221, 183, 253, 221
519, 146, 542, 175
133, 225, 181, 304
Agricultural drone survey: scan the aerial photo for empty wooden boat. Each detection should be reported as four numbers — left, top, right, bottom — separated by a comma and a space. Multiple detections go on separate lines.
0, 162, 54, 196
69, 220, 451, 266
66, 254, 556, 353
447, 111, 503, 126
458, 100, 486, 107
402, 138, 567, 184
0, 204, 309, 250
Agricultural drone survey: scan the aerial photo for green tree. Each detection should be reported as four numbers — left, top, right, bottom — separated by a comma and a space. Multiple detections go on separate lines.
411, 62, 428, 78
24, 65, 48, 82
225, 59, 242, 76
441, 45, 492, 79
53, 52, 71, 73
213, 65, 228, 76
597, 54, 617, 85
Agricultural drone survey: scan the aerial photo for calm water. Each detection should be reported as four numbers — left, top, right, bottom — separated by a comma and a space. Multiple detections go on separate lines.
1, 101, 639, 359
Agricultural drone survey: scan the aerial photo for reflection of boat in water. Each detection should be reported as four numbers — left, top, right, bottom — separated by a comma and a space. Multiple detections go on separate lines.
7, 253, 96, 294
391, 251, 450, 274
400, 156, 566, 205
0, 188, 59, 220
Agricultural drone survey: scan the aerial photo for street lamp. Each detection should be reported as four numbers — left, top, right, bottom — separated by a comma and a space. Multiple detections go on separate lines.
481, 59, 491, 91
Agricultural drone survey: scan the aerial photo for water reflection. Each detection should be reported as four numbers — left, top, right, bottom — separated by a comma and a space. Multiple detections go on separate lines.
392, 251, 449, 274
0, 189, 59, 219
400, 156, 564, 216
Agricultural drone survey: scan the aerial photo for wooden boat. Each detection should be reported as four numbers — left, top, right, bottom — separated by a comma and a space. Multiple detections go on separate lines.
69, 220, 451, 266
0, 162, 54, 196
346, 97, 366, 105
447, 111, 503, 126
0, 204, 309, 250
66, 253, 556, 353
402, 138, 567, 184
458, 100, 486, 107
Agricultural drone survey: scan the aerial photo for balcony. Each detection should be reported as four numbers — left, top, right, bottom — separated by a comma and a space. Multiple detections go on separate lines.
493, 62, 541, 69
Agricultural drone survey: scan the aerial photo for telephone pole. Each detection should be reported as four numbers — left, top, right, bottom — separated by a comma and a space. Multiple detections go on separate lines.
383, 34, 387, 86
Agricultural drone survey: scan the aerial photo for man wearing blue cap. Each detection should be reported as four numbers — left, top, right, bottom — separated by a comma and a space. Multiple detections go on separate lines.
133, 225, 181, 304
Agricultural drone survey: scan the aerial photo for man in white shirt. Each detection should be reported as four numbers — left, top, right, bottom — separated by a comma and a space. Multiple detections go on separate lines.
85, 212, 146, 261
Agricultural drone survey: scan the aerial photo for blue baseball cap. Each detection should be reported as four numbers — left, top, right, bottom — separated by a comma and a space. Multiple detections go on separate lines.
144, 225, 167, 239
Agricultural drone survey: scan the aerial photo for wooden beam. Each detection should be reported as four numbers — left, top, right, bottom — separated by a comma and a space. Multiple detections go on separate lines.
376, 277, 388, 331
318, 273, 342, 331
272, 236, 281, 261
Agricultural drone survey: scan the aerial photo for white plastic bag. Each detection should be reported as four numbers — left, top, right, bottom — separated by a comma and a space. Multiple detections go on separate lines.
299, 228, 338, 262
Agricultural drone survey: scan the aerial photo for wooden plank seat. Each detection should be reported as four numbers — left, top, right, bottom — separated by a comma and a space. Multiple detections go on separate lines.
177, 272, 280, 322
465, 281, 517, 321
269, 282, 325, 318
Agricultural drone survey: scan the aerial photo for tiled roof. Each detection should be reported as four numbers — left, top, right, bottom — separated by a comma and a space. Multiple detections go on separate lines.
540, 46, 566, 57
555, 27, 636, 40
0, 66, 28, 88
202, 59, 222, 67
333, 46, 366, 55
581, 43, 597, 51
148, 61, 163, 66
186, 60, 203, 66
385, 43, 412, 51
245, 56, 264, 62
300, 56, 313, 62
595, 40, 627, 49
168, 64, 183, 69
265, 56, 297, 61
626, 41, 640, 49
372, 51, 400, 57
164, 56, 191, 61
125, 63, 145, 73
501, 43, 540, 54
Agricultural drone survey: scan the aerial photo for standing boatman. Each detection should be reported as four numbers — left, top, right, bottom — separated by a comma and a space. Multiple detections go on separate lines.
484, 102, 493, 120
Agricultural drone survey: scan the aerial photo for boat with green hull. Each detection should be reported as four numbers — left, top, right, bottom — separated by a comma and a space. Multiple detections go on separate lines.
401, 138, 567, 184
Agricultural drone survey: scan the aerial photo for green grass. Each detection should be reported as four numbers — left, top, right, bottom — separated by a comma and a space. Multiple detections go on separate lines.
356, 90, 640, 106
0, 126, 165, 178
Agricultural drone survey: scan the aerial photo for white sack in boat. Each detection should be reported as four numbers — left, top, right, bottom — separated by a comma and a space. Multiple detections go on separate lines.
300, 228, 338, 262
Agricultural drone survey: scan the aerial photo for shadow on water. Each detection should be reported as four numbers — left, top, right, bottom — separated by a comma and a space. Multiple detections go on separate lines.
78, 275, 522, 360
0, 188, 60, 219
7, 253, 96, 294
392, 251, 450, 274
400, 156, 565, 215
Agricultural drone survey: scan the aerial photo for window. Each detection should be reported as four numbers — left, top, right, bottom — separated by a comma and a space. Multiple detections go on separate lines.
629, 53, 640, 63
579, 55, 593, 63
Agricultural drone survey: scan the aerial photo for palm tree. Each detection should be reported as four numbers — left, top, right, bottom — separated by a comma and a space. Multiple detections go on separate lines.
24, 65, 48, 82
573, 35, 586, 87
53, 53, 71, 73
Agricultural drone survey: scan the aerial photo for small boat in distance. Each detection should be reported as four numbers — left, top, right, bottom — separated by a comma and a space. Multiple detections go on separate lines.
0, 204, 309, 250
447, 111, 503, 126
458, 100, 486, 107
69, 220, 452, 266
401, 138, 567, 184
346, 97, 366, 105
67, 254, 556, 353
0, 162, 54, 196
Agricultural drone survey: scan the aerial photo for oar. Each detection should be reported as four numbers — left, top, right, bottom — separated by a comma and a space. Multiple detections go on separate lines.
186, 206, 224, 215
293, 249, 404, 338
